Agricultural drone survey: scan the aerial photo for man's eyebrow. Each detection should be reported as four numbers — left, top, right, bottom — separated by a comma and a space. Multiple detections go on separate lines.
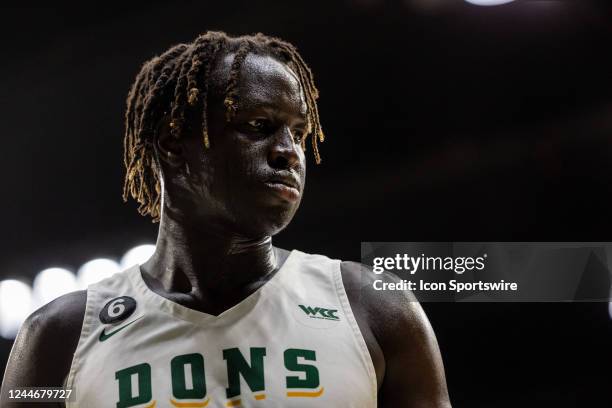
240, 100, 281, 112
239, 100, 308, 119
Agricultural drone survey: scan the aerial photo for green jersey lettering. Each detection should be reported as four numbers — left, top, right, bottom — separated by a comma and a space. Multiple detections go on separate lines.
171, 353, 206, 399
284, 349, 320, 389
115, 363, 152, 408
222, 347, 266, 398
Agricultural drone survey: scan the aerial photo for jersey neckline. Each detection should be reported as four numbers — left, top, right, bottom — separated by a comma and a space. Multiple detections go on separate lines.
127, 249, 298, 327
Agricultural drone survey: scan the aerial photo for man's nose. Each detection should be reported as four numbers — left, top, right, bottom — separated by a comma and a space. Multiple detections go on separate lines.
268, 126, 300, 170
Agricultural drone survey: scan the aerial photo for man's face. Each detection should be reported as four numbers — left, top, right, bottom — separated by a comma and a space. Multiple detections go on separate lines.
175, 52, 308, 238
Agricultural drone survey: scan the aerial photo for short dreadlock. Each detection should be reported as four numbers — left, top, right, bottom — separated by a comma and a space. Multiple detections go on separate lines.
122, 31, 324, 223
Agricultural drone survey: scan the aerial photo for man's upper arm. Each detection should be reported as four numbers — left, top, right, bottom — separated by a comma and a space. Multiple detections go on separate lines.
345, 262, 452, 408
1, 290, 87, 407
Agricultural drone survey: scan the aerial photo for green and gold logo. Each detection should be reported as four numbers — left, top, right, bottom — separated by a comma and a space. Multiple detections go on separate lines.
298, 305, 340, 321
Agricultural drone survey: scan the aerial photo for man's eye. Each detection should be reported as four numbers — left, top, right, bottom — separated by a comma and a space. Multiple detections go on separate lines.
247, 119, 268, 131
291, 129, 305, 143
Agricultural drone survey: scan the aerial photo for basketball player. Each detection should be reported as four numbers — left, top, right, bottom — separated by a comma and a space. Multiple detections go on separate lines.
1, 32, 451, 407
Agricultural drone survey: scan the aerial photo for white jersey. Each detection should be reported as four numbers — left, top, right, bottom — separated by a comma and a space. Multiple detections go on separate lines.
66, 249, 377, 407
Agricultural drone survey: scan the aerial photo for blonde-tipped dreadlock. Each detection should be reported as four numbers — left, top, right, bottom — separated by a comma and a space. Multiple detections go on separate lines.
122, 31, 324, 222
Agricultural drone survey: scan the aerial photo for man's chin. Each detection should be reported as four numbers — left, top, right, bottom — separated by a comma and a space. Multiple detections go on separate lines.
236, 207, 297, 238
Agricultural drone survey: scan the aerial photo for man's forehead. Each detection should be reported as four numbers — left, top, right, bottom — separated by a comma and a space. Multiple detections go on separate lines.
212, 52, 306, 114
217, 52, 300, 84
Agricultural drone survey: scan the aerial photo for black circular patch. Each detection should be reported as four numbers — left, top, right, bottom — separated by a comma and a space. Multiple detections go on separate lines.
99, 296, 137, 324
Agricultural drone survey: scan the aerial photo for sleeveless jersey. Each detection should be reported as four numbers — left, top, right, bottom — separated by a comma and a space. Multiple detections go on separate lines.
66, 249, 377, 407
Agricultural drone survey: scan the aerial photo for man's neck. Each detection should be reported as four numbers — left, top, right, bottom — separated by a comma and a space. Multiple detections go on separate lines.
139, 209, 279, 314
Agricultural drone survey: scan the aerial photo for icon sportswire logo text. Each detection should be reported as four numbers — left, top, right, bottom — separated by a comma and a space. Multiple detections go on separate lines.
298, 305, 340, 321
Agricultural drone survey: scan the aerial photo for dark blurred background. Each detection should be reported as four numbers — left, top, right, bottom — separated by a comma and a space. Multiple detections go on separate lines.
1, 0, 611, 406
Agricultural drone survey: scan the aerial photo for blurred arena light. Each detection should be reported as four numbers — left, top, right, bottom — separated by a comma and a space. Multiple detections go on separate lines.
0, 280, 33, 339
120, 244, 156, 270
32, 267, 77, 309
464, 0, 515, 6
77, 258, 121, 289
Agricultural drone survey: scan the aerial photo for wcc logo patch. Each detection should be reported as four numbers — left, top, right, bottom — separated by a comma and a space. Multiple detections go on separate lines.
298, 305, 340, 321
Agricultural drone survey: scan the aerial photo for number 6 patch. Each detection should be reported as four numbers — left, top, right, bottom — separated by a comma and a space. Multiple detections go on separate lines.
100, 296, 137, 324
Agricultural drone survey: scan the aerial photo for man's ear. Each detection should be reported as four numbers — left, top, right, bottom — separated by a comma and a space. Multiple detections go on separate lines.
156, 117, 184, 168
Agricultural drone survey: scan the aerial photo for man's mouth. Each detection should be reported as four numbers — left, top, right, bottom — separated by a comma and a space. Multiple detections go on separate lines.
264, 175, 300, 202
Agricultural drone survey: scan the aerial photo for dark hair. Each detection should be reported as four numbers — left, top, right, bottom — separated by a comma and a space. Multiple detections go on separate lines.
122, 31, 324, 222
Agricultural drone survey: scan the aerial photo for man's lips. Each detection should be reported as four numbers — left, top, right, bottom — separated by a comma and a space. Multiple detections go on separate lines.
264, 176, 300, 202
267, 175, 300, 190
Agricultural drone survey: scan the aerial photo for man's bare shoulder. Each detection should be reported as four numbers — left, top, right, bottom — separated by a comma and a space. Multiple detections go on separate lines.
16, 290, 87, 347
339, 260, 434, 361
341, 261, 420, 317
26, 290, 88, 333
16, 290, 88, 357
340, 261, 452, 407
1, 290, 87, 401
